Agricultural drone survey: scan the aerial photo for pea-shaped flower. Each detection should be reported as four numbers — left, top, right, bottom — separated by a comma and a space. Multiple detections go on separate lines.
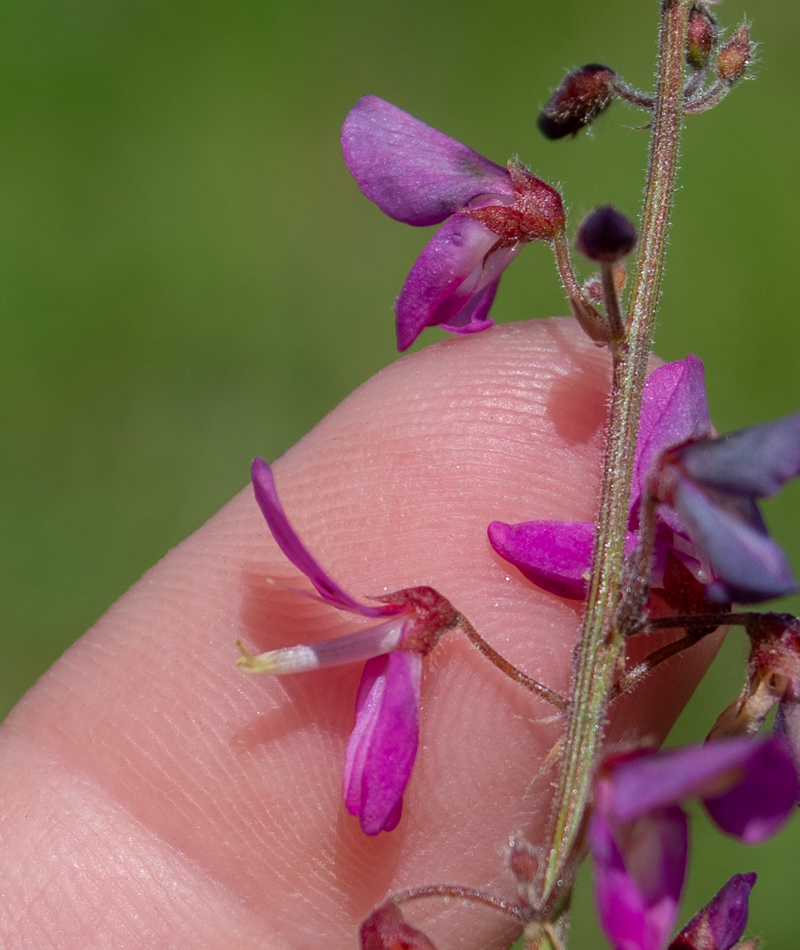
342, 96, 565, 350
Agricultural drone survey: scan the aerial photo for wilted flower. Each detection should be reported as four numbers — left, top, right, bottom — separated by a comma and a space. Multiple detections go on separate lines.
709, 613, 800, 799
591, 739, 796, 950
342, 95, 565, 351
537, 64, 617, 139
239, 458, 459, 834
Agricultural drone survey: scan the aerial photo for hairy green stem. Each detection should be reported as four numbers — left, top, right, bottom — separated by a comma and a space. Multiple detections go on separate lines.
541, 0, 690, 903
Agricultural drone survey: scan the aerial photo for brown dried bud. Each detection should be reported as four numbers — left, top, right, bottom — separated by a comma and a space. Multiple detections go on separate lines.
708, 666, 787, 741
686, 5, 719, 70
508, 834, 539, 885
576, 205, 637, 263
507, 833, 541, 909
538, 64, 616, 140
748, 613, 800, 682
360, 903, 439, 950
717, 25, 752, 85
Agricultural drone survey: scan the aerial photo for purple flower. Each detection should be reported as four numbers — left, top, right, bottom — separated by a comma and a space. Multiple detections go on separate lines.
342, 95, 565, 351
591, 738, 797, 950
655, 408, 800, 603
669, 872, 756, 950
489, 356, 713, 601
240, 458, 458, 834
490, 356, 800, 605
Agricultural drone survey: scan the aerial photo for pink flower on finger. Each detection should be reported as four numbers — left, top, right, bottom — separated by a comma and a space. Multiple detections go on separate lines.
239, 458, 459, 835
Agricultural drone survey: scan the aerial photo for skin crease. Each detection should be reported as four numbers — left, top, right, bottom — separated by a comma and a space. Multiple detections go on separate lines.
0, 318, 719, 950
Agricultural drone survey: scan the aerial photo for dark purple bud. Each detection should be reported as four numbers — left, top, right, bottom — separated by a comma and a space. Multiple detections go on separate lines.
538, 64, 616, 140
360, 902, 439, 950
686, 5, 719, 70
717, 25, 752, 85
669, 873, 757, 950
576, 205, 637, 263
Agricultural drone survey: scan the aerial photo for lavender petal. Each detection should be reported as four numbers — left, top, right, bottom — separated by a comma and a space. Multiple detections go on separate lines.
677, 409, 800, 498
631, 356, 712, 519
342, 95, 512, 227
671, 475, 798, 603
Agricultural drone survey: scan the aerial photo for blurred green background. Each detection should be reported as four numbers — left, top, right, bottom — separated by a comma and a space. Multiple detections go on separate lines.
2, 0, 799, 944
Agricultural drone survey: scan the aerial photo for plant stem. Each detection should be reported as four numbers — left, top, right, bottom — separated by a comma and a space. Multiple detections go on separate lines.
542, 0, 690, 903
457, 615, 569, 711
393, 885, 527, 923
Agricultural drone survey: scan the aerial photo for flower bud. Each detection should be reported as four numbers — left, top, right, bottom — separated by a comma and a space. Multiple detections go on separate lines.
507, 833, 541, 908
576, 205, 637, 263
360, 902, 439, 950
686, 5, 718, 70
717, 25, 752, 85
668, 873, 757, 950
538, 64, 616, 140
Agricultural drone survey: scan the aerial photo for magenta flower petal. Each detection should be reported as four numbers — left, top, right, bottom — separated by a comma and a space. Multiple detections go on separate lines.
591, 804, 688, 950
631, 356, 711, 519
671, 475, 798, 603
703, 738, 799, 843
394, 214, 520, 351
342, 95, 512, 227
251, 458, 403, 618
488, 520, 639, 599
344, 651, 422, 835
593, 740, 793, 950
669, 872, 756, 950
607, 739, 798, 843
676, 408, 800, 498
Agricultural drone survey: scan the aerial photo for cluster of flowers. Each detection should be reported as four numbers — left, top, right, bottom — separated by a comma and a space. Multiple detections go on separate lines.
238, 94, 800, 949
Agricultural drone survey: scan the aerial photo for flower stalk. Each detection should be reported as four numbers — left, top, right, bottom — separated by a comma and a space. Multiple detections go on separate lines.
542, 0, 692, 905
